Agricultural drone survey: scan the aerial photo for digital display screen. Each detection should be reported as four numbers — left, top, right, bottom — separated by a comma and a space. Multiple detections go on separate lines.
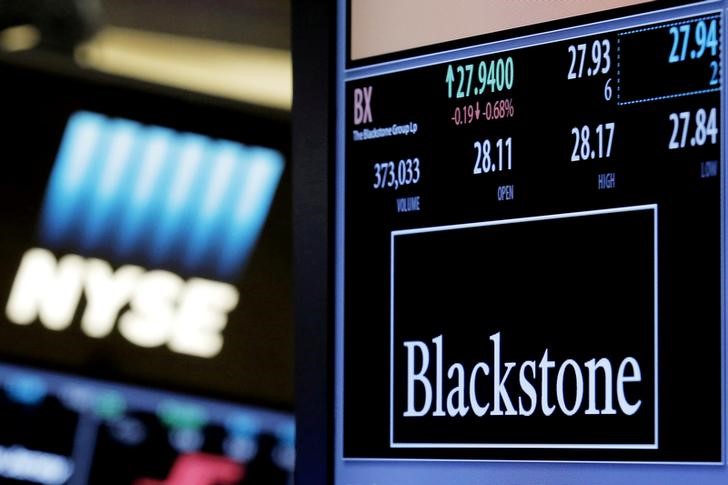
0, 60, 292, 407
335, 0, 726, 482
0, 58, 293, 483
0, 363, 293, 485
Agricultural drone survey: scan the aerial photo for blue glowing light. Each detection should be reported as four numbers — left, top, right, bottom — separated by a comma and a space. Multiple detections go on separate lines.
39, 111, 284, 280
4, 375, 48, 406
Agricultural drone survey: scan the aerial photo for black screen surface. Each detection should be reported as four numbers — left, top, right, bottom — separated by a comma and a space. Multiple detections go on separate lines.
331, 0, 727, 482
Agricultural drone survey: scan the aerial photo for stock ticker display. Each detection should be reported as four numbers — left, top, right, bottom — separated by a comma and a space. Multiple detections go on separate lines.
339, 2, 725, 471
0, 363, 293, 485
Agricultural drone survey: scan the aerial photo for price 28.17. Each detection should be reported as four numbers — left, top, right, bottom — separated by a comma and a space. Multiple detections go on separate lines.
571, 123, 615, 161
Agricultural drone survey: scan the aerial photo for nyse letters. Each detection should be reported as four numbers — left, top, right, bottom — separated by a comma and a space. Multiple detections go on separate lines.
5, 248, 239, 358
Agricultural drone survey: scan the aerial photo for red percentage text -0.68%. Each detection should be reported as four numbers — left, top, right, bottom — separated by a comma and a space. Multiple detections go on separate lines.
483, 98, 515, 120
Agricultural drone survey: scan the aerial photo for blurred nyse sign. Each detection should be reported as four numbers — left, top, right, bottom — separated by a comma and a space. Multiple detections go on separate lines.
4, 112, 284, 358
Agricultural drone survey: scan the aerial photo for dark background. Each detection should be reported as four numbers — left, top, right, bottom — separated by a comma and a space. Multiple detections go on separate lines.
392, 209, 656, 447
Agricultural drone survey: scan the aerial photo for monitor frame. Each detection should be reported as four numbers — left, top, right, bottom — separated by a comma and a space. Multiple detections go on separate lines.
293, 0, 727, 483
292, 0, 336, 483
